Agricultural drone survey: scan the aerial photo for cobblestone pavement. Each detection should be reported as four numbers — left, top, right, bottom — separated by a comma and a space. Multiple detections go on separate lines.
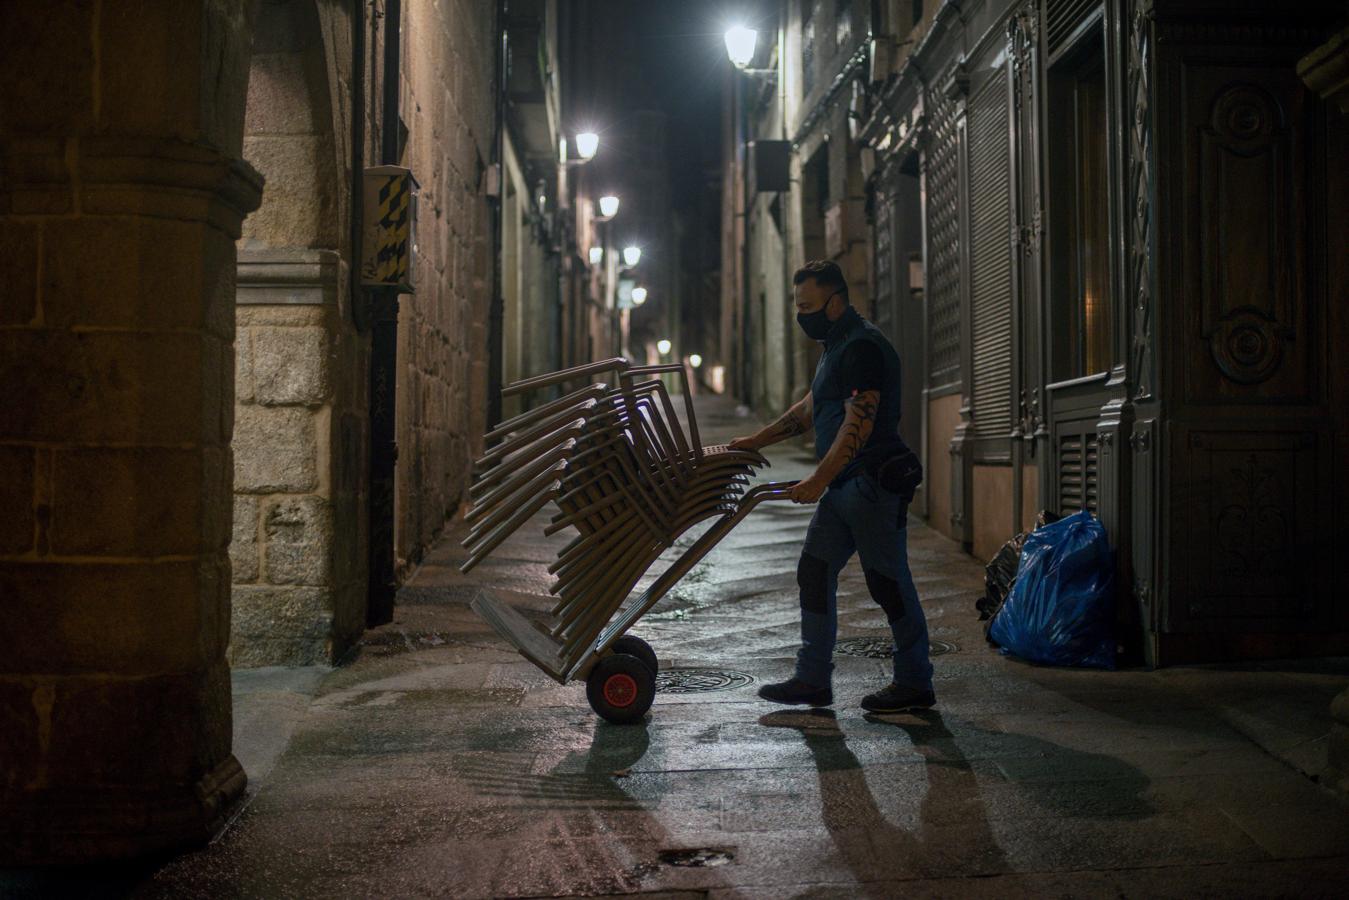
17, 395, 1347, 898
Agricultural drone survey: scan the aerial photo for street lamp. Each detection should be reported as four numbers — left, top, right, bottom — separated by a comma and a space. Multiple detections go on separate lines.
598, 195, 620, 219
724, 24, 777, 404
724, 25, 757, 69
623, 245, 642, 267
588, 246, 603, 266
689, 353, 702, 368
564, 132, 599, 166
723, 25, 776, 81
575, 131, 599, 160
631, 286, 647, 306
657, 339, 672, 356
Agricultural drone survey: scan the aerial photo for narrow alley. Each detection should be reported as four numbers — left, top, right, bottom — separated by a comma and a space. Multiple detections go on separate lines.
19, 395, 1331, 897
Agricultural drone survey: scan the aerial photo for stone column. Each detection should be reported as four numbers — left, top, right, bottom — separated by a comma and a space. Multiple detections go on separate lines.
0, 1, 261, 862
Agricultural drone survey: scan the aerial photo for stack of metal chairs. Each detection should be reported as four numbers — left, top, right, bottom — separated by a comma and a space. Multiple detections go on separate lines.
461, 358, 793, 722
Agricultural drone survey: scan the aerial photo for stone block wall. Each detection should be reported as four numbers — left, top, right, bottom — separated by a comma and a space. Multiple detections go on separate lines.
228, 0, 367, 666
393, 0, 496, 573
227, 0, 496, 663
0, 0, 259, 863
230, 300, 367, 665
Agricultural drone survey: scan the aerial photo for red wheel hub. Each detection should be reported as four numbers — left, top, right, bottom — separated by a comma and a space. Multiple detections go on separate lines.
603, 672, 638, 708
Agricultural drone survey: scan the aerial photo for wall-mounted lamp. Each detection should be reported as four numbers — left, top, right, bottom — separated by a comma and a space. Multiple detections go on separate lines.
598, 195, 620, 219
724, 26, 757, 68
631, 286, 647, 306
622, 246, 642, 267
575, 132, 599, 160
589, 247, 603, 266
689, 353, 703, 368
724, 25, 776, 81
656, 339, 672, 356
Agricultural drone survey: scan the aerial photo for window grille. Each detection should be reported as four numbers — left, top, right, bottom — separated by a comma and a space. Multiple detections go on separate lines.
925, 83, 961, 387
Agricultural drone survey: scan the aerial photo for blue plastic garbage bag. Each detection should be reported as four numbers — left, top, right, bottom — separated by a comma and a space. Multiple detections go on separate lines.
987, 509, 1116, 669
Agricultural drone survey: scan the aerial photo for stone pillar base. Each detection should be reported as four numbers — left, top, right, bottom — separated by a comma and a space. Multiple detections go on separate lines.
1325, 687, 1349, 800
0, 756, 246, 865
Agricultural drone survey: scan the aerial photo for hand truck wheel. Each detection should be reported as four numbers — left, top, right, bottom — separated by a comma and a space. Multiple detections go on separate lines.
609, 634, 658, 675
586, 653, 655, 724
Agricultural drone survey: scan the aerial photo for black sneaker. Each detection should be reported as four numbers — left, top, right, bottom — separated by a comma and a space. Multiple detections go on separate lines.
758, 678, 833, 707
860, 683, 936, 713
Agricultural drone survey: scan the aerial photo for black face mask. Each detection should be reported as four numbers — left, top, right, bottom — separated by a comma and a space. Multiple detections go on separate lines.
796, 308, 832, 341
796, 292, 840, 341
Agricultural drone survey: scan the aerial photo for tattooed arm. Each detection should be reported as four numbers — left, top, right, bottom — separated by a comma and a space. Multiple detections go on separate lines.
789, 390, 879, 503
728, 391, 814, 451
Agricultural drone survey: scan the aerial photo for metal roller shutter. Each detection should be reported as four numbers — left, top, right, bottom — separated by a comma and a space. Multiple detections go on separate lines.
968, 67, 1013, 442
1045, 0, 1100, 58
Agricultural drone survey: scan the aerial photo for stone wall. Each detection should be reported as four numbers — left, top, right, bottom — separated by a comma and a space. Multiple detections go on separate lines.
0, 0, 260, 863
393, 0, 495, 573
228, 0, 496, 664
229, 0, 366, 666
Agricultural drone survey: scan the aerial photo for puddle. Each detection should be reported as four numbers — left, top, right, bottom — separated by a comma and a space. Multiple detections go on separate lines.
834, 636, 959, 658
655, 669, 755, 693
658, 847, 735, 868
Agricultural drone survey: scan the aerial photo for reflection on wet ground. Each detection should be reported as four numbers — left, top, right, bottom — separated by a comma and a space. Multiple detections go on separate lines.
44, 395, 1347, 898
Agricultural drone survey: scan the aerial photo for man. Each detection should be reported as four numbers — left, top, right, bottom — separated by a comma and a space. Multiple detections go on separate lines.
730, 260, 934, 713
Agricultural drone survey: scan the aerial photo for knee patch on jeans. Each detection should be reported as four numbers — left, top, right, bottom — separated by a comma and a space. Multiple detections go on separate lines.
797, 553, 829, 615
864, 568, 906, 622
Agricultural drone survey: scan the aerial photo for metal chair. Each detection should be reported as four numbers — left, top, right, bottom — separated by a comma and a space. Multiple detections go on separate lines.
462, 358, 795, 722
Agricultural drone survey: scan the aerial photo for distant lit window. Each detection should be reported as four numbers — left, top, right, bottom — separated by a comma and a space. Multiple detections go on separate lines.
835, 0, 852, 51
802, 2, 818, 95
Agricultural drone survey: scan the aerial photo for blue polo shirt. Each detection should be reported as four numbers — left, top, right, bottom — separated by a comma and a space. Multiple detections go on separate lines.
810, 306, 907, 482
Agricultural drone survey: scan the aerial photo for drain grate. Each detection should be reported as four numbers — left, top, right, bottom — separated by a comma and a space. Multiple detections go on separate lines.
835, 637, 957, 658
658, 847, 735, 868
655, 668, 755, 694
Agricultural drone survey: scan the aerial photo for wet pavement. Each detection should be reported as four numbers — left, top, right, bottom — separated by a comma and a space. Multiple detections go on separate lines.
9, 394, 1349, 898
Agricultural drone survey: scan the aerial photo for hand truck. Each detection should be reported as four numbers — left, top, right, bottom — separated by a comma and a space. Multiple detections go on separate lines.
461, 359, 796, 723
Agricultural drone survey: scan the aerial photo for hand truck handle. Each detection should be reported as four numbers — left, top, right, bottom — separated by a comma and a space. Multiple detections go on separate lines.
741, 480, 800, 504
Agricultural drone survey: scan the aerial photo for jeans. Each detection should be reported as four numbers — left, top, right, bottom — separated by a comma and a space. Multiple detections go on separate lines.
794, 474, 933, 692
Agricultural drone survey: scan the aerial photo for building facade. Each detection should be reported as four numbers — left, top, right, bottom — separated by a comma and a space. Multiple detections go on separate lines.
727, 0, 1349, 666
226, 0, 500, 667
0, 0, 600, 860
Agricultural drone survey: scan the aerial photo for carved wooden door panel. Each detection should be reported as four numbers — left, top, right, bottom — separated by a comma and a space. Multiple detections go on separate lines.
1178, 65, 1318, 405
1170, 430, 1328, 631
1159, 47, 1334, 634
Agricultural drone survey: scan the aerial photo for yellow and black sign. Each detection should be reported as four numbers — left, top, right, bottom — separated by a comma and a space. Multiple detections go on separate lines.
361, 166, 418, 291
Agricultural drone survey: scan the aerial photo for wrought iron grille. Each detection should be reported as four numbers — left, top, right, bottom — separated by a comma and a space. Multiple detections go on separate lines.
925, 82, 962, 388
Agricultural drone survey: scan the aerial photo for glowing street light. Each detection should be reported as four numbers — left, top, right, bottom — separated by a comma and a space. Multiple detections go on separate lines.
623, 246, 642, 267
724, 25, 757, 69
656, 339, 672, 356
631, 286, 647, 305
575, 131, 599, 160
588, 247, 603, 266
689, 353, 703, 368
598, 195, 620, 218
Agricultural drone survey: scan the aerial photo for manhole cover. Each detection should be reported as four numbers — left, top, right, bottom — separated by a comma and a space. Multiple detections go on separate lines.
658, 847, 735, 868
655, 668, 755, 693
835, 637, 957, 658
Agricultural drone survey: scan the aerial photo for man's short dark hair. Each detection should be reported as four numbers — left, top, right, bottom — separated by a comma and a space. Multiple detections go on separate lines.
792, 259, 849, 301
